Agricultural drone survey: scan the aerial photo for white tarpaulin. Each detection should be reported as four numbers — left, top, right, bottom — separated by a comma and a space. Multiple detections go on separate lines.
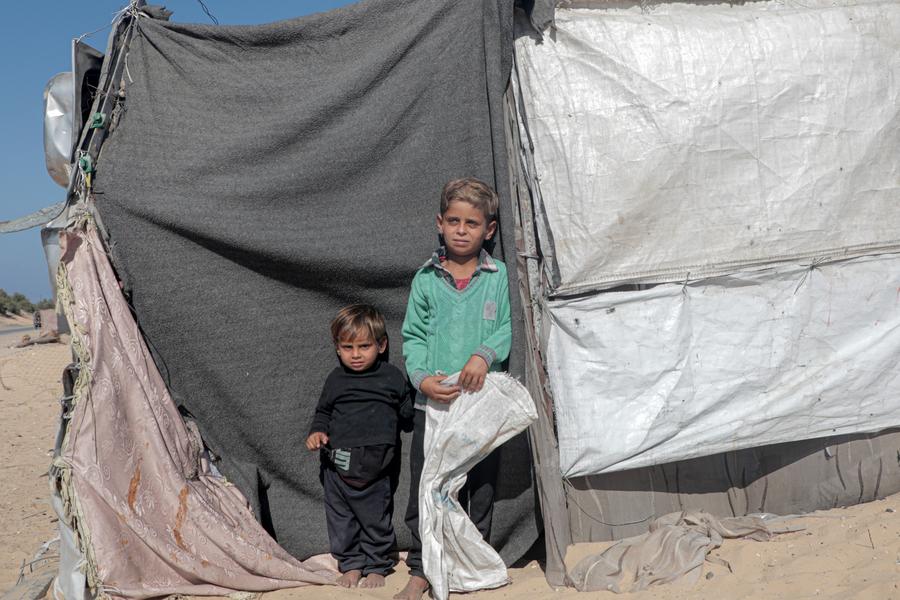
548, 254, 900, 477
514, 0, 900, 294
420, 373, 537, 600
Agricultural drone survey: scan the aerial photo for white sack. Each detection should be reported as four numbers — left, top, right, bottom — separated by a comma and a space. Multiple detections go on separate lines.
548, 254, 900, 477
421, 373, 537, 600
514, 0, 900, 294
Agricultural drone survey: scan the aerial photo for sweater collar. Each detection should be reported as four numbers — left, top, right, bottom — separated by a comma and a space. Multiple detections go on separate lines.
338, 359, 384, 375
420, 246, 498, 274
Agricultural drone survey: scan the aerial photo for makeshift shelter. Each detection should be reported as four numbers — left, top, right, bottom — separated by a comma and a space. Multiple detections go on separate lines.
46, 1, 536, 597
8, 0, 899, 596
510, 0, 900, 585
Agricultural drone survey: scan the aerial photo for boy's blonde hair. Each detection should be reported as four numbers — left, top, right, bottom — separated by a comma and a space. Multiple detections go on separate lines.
440, 177, 499, 222
331, 304, 387, 345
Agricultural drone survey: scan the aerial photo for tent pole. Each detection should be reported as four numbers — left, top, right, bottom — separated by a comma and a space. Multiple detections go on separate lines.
503, 83, 572, 588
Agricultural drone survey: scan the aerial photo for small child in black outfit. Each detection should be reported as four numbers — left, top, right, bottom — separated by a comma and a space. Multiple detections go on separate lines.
307, 304, 413, 588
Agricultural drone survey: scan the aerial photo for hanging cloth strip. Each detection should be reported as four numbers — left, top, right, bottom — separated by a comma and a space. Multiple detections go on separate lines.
55, 223, 337, 599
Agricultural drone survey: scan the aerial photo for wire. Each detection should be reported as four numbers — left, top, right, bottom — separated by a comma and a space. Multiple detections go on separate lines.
562, 477, 656, 527
196, 0, 219, 24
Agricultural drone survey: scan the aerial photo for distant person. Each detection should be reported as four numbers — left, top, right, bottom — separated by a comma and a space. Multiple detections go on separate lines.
306, 304, 413, 588
395, 177, 512, 600
33, 311, 41, 329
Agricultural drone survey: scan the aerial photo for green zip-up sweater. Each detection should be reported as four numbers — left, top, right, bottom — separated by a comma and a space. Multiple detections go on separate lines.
402, 249, 512, 403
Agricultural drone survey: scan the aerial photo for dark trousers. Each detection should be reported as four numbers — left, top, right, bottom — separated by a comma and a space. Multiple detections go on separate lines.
323, 467, 396, 576
404, 408, 500, 578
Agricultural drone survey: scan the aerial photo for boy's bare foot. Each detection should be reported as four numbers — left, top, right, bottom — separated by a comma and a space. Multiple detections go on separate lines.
336, 569, 362, 587
359, 573, 386, 588
392, 575, 429, 600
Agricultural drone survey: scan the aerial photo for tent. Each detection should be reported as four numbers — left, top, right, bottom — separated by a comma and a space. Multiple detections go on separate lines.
510, 0, 900, 584
12, 0, 900, 596
48, 1, 535, 597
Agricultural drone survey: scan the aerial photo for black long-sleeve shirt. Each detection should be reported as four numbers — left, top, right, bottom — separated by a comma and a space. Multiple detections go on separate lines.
308, 361, 414, 448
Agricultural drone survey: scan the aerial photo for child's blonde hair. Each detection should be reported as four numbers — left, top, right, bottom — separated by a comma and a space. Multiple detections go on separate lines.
440, 177, 499, 222
330, 304, 387, 345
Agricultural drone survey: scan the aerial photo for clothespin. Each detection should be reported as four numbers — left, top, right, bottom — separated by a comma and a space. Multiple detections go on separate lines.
89, 112, 107, 129
79, 154, 95, 189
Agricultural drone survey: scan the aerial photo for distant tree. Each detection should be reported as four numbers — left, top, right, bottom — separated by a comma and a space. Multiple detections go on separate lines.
0, 289, 11, 315
10, 293, 34, 314
35, 299, 55, 310
0, 289, 47, 315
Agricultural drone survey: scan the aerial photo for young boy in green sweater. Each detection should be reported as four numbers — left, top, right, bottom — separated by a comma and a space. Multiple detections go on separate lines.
394, 177, 512, 600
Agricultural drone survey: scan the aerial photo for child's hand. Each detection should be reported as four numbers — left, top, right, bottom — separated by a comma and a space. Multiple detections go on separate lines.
306, 432, 329, 451
420, 375, 460, 404
459, 355, 489, 393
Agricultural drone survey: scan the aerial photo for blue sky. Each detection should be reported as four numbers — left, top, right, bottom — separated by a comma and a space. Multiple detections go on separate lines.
1, 1, 353, 302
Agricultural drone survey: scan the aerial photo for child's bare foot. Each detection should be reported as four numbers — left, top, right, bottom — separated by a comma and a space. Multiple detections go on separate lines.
392, 575, 429, 600
359, 573, 386, 588
336, 569, 362, 587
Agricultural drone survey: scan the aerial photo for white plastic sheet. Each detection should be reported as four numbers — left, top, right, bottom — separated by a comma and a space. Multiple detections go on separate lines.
420, 373, 537, 600
51, 490, 88, 600
548, 254, 900, 477
514, 0, 900, 294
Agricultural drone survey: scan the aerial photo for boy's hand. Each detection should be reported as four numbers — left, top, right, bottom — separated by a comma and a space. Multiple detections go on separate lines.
459, 355, 489, 393
420, 375, 460, 404
306, 432, 329, 451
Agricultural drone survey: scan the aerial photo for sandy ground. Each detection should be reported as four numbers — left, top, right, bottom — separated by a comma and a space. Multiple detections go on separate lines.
2, 330, 899, 599
0, 321, 68, 592
0, 314, 42, 359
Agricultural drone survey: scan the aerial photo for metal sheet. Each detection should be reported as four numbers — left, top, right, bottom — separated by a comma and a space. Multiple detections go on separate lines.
43, 73, 75, 188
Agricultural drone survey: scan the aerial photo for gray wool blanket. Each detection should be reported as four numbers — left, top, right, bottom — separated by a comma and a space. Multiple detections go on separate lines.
93, 0, 535, 563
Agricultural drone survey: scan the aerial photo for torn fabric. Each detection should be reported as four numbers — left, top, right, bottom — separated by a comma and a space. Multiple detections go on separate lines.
55, 224, 336, 599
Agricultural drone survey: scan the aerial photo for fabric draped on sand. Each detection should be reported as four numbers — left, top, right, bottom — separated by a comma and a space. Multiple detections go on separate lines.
571, 511, 788, 593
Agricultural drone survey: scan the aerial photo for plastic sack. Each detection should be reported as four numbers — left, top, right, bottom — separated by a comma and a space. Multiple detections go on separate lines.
420, 373, 538, 600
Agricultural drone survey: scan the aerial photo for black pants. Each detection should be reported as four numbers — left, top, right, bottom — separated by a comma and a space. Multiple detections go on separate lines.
323, 467, 396, 576
404, 408, 500, 578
